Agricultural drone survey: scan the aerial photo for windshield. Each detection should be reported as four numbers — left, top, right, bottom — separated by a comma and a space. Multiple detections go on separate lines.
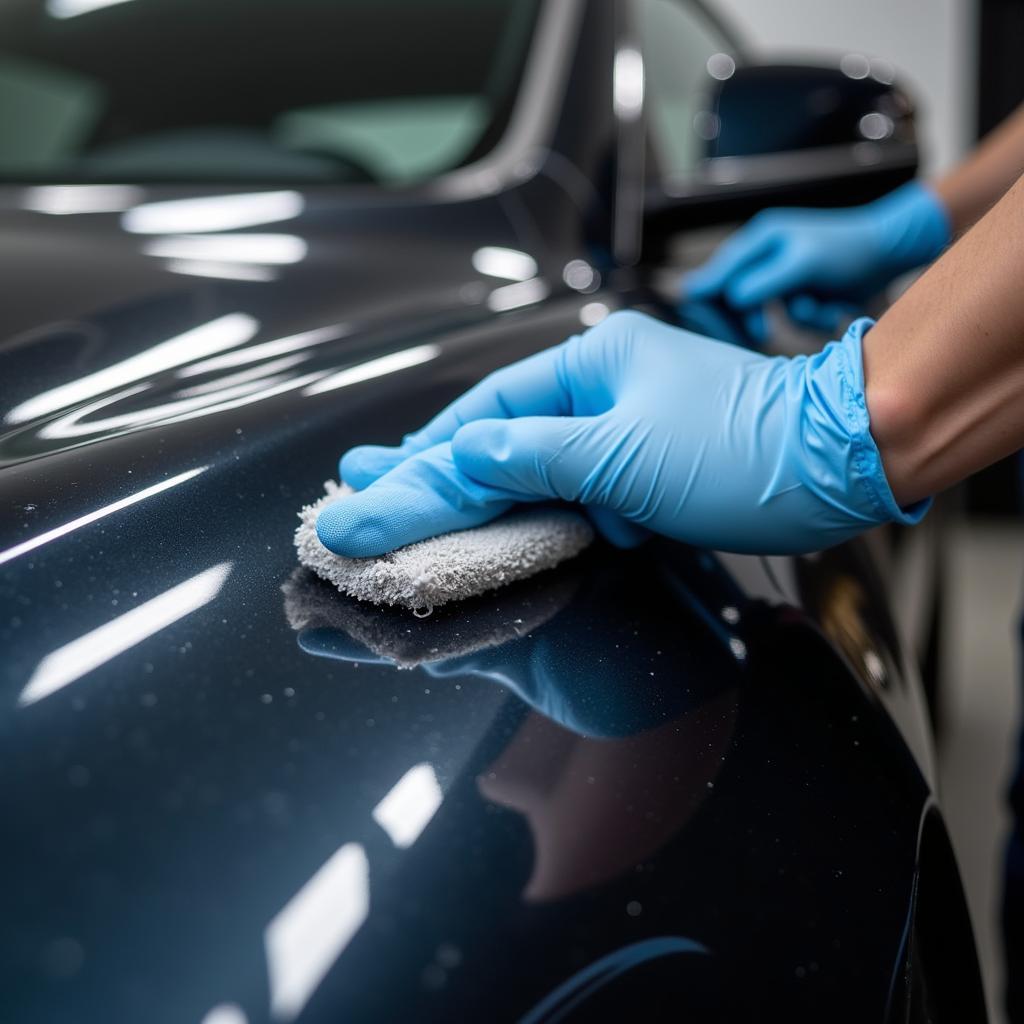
0, 0, 540, 185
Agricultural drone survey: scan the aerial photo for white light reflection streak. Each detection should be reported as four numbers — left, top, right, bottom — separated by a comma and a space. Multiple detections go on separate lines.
178, 325, 348, 377
471, 246, 538, 282
46, 0, 133, 17
123, 192, 303, 234
18, 562, 231, 707
613, 47, 645, 121
265, 843, 369, 1021
200, 1005, 248, 1024
164, 260, 277, 283
5, 314, 259, 425
143, 234, 307, 265
175, 356, 309, 398
40, 371, 327, 441
303, 345, 440, 397
0, 467, 206, 568
37, 377, 283, 439
372, 763, 443, 849
487, 278, 550, 312
21, 185, 145, 214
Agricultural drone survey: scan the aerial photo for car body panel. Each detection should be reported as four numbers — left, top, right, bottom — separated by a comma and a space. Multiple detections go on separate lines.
0, 224, 941, 1019
0, 0, 984, 1021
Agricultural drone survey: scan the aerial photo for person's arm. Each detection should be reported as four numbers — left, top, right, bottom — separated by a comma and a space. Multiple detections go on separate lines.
317, 182, 1024, 561
682, 103, 1024, 331
933, 103, 1024, 234
866, 171, 1024, 503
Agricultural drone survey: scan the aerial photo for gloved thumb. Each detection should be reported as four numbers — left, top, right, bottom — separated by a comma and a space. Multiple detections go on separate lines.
726, 243, 805, 308
786, 293, 855, 334
682, 219, 776, 300
452, 415, 604, 503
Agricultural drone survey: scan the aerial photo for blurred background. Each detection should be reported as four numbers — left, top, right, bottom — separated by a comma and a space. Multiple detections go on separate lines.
716, 1, 1020, 1017
716, 0, 976, 175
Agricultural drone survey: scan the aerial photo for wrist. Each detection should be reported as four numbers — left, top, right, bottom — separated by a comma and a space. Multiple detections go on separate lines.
817, 318, 931, 523
862, 378, 925, 506
859, 319, 934, 507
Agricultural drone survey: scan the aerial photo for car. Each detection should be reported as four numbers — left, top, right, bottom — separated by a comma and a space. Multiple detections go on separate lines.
0, 0, 985, 1021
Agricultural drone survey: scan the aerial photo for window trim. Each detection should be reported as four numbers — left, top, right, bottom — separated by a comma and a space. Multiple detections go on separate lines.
424, 0, 586, 201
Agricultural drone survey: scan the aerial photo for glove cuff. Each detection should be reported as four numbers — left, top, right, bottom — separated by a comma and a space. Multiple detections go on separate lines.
827, 317, 931, 528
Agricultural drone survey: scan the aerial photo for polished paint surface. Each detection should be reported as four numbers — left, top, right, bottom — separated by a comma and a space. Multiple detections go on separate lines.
0, 0, 980, 1021
0, 185, 944, 1021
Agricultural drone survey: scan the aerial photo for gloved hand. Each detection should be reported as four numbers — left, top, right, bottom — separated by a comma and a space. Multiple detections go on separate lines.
316, 311, 928, 559
683, 181, 951, 336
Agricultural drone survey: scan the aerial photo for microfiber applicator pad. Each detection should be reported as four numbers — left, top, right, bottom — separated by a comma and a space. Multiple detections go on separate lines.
282, 566, 578, 667
294, 481, 594, 611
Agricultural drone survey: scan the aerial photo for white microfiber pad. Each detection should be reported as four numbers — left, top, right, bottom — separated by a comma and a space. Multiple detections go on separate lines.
294, 481, 595, 611
281, 566, 579, 667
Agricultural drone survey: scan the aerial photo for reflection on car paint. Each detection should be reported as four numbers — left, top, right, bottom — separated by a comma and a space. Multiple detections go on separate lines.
272, 551, 741, 1014
517, 936, 708, 1024
5, 313, 260, 425
265, 841, 369, 1022
288, 551, 741, 898
302, 345, 440, 398
0, 465, 207, 567
20, 184, 146, 215
471, 247, 538, 282
176, 325, 350, 378
141, 234, 308, 266
371, 763, 444, 850
18, 561, 232, 707
121, 191, 305, 235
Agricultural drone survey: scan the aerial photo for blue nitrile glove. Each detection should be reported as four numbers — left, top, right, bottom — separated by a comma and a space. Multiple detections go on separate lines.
315, 310, 929, 559
682, 181, 951, 337
299, 628, 687, 739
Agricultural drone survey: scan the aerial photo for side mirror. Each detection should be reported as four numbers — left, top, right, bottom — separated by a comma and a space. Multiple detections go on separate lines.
708, 62, 917, 160
644, 60, 920, 242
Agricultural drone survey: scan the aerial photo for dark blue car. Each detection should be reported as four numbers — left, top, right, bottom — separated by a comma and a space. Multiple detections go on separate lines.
0, 1, 985, 1020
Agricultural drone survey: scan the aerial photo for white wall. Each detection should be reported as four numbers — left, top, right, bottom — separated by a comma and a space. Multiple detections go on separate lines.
711, 0, 977, 173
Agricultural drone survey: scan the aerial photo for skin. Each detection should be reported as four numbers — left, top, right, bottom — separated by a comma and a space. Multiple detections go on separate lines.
866, 172, 1024, 505
933, 103, 1024, 235
329, 106, 1024, 547
680, 102, 1024, 510
816, 100, 1024, 505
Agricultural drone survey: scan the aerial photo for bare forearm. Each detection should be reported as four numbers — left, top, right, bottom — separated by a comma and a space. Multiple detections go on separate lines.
934, 103, 1024, 234
866, 174, 1024, 504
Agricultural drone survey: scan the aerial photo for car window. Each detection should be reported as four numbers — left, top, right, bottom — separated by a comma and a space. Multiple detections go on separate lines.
637, 0, 737, 181
0, 0, 540, 185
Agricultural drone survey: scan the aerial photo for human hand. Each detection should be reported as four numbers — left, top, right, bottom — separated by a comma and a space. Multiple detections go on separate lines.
683, 182, 950, 337
316, 311, 927, 559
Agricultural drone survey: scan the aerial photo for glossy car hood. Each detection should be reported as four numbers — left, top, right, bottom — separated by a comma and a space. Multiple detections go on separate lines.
0, 185, 571, 472
0, 185, 538, 344
0, 186, 929, 1023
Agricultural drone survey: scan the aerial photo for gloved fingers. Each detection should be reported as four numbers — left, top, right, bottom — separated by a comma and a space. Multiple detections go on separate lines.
674, 298, 752, 348
785, 293, 856, 334
317, 441, 516, 557
586, 506, 650, 548
681, 220, 778, 300
725, 242, 807, 308
452, 414, 605, 504
339, 342, 573, 487
339, 444, 406, 490
453, 416, 653, 546
741, 306, 768, 346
